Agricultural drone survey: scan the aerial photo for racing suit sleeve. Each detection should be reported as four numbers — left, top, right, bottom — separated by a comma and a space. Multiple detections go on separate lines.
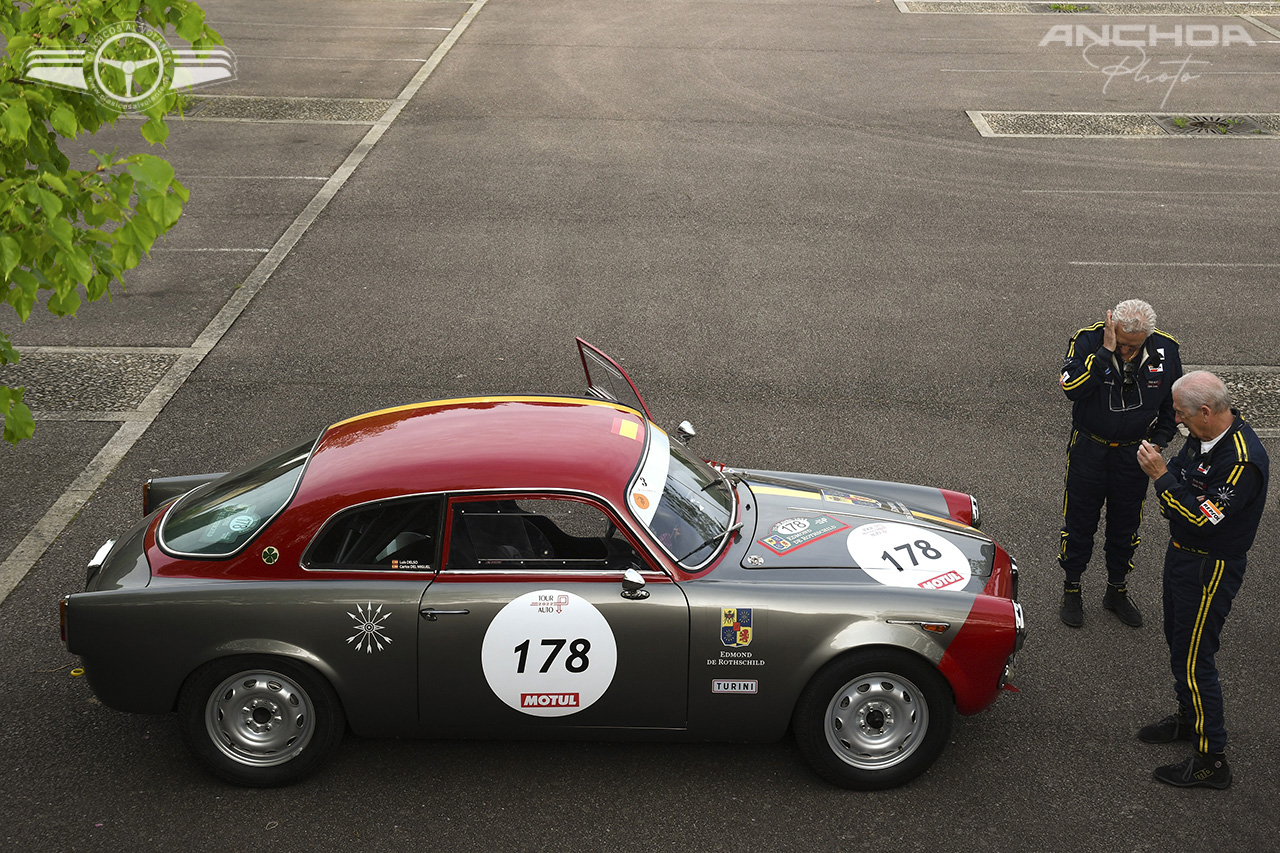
1060, 328, 1110, 401
1153, 462, 1262, 532
1149, 344, 1182, 447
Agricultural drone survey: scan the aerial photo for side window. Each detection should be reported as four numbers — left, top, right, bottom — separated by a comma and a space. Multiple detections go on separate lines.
446, 498, 644, 570
305, 495, 443, 571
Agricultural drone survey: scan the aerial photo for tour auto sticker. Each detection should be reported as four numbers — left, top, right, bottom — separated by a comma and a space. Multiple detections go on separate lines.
845, 521, 971, 591
757, 515, 850, 555
481, 590, 618, 718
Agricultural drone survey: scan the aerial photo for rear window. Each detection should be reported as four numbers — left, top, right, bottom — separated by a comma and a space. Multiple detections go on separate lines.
159, 439, 314, 557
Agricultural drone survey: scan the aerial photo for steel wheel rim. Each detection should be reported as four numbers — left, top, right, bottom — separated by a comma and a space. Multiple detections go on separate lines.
205, 669, 316, 768
823, 670, 928, 770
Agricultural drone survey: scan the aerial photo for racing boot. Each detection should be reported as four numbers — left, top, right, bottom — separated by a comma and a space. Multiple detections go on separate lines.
1103, 582, 1142, 627
1138, 706, 1193, 743
1153, 752, 1231, 790
1059, 583, 1083, 628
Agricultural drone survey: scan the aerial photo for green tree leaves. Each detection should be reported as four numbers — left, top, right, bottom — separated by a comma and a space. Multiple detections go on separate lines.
1, 0, 219, 444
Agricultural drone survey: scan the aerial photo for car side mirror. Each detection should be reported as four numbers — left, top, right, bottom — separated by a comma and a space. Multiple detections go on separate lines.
676, 420, 696, 444
621, 566, 649, 600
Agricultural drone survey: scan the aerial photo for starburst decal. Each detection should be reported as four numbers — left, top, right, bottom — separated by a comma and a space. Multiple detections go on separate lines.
1212, 487, 1235, 508
346, 602, 392, 654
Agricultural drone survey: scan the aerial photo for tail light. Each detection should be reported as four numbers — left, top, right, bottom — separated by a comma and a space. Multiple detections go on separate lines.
59, 596, 68, 644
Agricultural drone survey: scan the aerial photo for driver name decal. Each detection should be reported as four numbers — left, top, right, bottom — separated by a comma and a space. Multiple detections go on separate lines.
757, 515, 850, 555
481, 590, 618, 718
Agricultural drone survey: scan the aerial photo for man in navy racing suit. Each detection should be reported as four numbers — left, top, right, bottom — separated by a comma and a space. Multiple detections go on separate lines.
1058, 299, 1182, 628
1136, 371, 1269, 789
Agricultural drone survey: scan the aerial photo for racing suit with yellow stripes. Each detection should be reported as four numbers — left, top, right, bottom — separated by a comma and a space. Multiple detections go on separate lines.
1059, 325, 1182, 585
1153, 413, 1269, 755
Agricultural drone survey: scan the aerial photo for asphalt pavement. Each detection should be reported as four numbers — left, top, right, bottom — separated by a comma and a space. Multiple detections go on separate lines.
2, 0, 1279, 850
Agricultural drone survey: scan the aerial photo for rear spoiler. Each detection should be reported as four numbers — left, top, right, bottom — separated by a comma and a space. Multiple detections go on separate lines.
143, 473, 226, 516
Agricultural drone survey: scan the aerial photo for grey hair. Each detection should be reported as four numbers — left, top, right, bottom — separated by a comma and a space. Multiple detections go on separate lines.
1173, 371, 1232, 414
1112, 299, 1157, 335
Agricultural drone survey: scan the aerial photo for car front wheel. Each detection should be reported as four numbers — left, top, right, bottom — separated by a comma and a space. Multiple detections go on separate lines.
792, 650, 952, 790
177, 655, 345, 787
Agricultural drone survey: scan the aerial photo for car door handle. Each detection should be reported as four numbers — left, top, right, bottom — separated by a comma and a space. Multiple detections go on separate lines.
419, 608, 470, 621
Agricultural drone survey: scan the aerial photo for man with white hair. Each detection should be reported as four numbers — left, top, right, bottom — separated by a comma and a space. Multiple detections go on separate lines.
1136, 371, 1268, 789
1058, 299, 1182, 628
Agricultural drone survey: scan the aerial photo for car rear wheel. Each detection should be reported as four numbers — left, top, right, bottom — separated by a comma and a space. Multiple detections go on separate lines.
178, 656, 345, 787
793, 650, 952, 790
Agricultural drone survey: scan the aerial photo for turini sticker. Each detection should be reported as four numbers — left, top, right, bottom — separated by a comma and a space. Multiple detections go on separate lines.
481, 590, 619, 717
846, 522, 971, 591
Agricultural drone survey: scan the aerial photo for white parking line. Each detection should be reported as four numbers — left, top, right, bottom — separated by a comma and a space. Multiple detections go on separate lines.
180, 176, 331, 180
152, 247, 272, 252
1240, 14, 1280, 40
234, 54, 429, 62
1025, 190, 1280, 195
943, 69, 1280, 76
1070, 261, 1280, 267
0, 0, 493, 606
943, 69, 1094, 74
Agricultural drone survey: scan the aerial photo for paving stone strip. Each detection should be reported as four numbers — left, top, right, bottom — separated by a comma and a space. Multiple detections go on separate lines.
901, 1, 1280, 13
185, 95, 394, 123
1, 350, 179, 412
968, 111, 1280, 136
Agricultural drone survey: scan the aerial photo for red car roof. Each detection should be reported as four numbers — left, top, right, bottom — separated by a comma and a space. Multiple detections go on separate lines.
293, 396, 648, 512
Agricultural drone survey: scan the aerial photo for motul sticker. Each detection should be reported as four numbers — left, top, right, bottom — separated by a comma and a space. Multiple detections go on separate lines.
1200, 500, 1225, 525
918, 570, 965, 590
521, 693, 580, 708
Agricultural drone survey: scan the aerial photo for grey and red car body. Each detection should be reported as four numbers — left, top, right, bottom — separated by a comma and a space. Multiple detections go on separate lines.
62, 340, 1025, 789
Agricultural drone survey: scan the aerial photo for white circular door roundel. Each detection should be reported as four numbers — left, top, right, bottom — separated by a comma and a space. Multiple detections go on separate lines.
481, 590, 619, 717
846, 522, 972, 591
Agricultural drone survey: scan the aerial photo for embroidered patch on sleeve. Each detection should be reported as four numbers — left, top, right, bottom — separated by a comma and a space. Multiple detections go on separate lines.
1200, 500, 1225, 525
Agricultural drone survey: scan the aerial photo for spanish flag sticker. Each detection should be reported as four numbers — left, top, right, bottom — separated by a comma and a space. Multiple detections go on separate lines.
611, 417, 642, 441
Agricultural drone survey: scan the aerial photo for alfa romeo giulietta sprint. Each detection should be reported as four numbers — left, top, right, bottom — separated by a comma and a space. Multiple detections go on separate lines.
61, 339, 1025, 788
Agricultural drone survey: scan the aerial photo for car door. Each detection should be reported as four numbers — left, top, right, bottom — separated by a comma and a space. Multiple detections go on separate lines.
577, 336, 654, 421
298, 493, 445, 736
417, 493, 689, 733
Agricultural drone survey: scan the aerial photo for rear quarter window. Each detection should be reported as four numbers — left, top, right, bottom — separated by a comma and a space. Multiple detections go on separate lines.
159, 439, 314, 557
304, 495, 443, 571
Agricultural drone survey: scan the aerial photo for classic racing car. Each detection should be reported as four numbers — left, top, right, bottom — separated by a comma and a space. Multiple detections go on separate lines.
61, 340, 1025, 789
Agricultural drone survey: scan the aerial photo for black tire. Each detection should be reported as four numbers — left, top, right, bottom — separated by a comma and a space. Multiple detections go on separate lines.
177, 655, 345, 787
792, 650, 953, 790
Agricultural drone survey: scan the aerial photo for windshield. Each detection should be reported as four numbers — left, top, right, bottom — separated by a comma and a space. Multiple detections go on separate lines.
159, 439, 314, 557
628, 426, 734, 569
